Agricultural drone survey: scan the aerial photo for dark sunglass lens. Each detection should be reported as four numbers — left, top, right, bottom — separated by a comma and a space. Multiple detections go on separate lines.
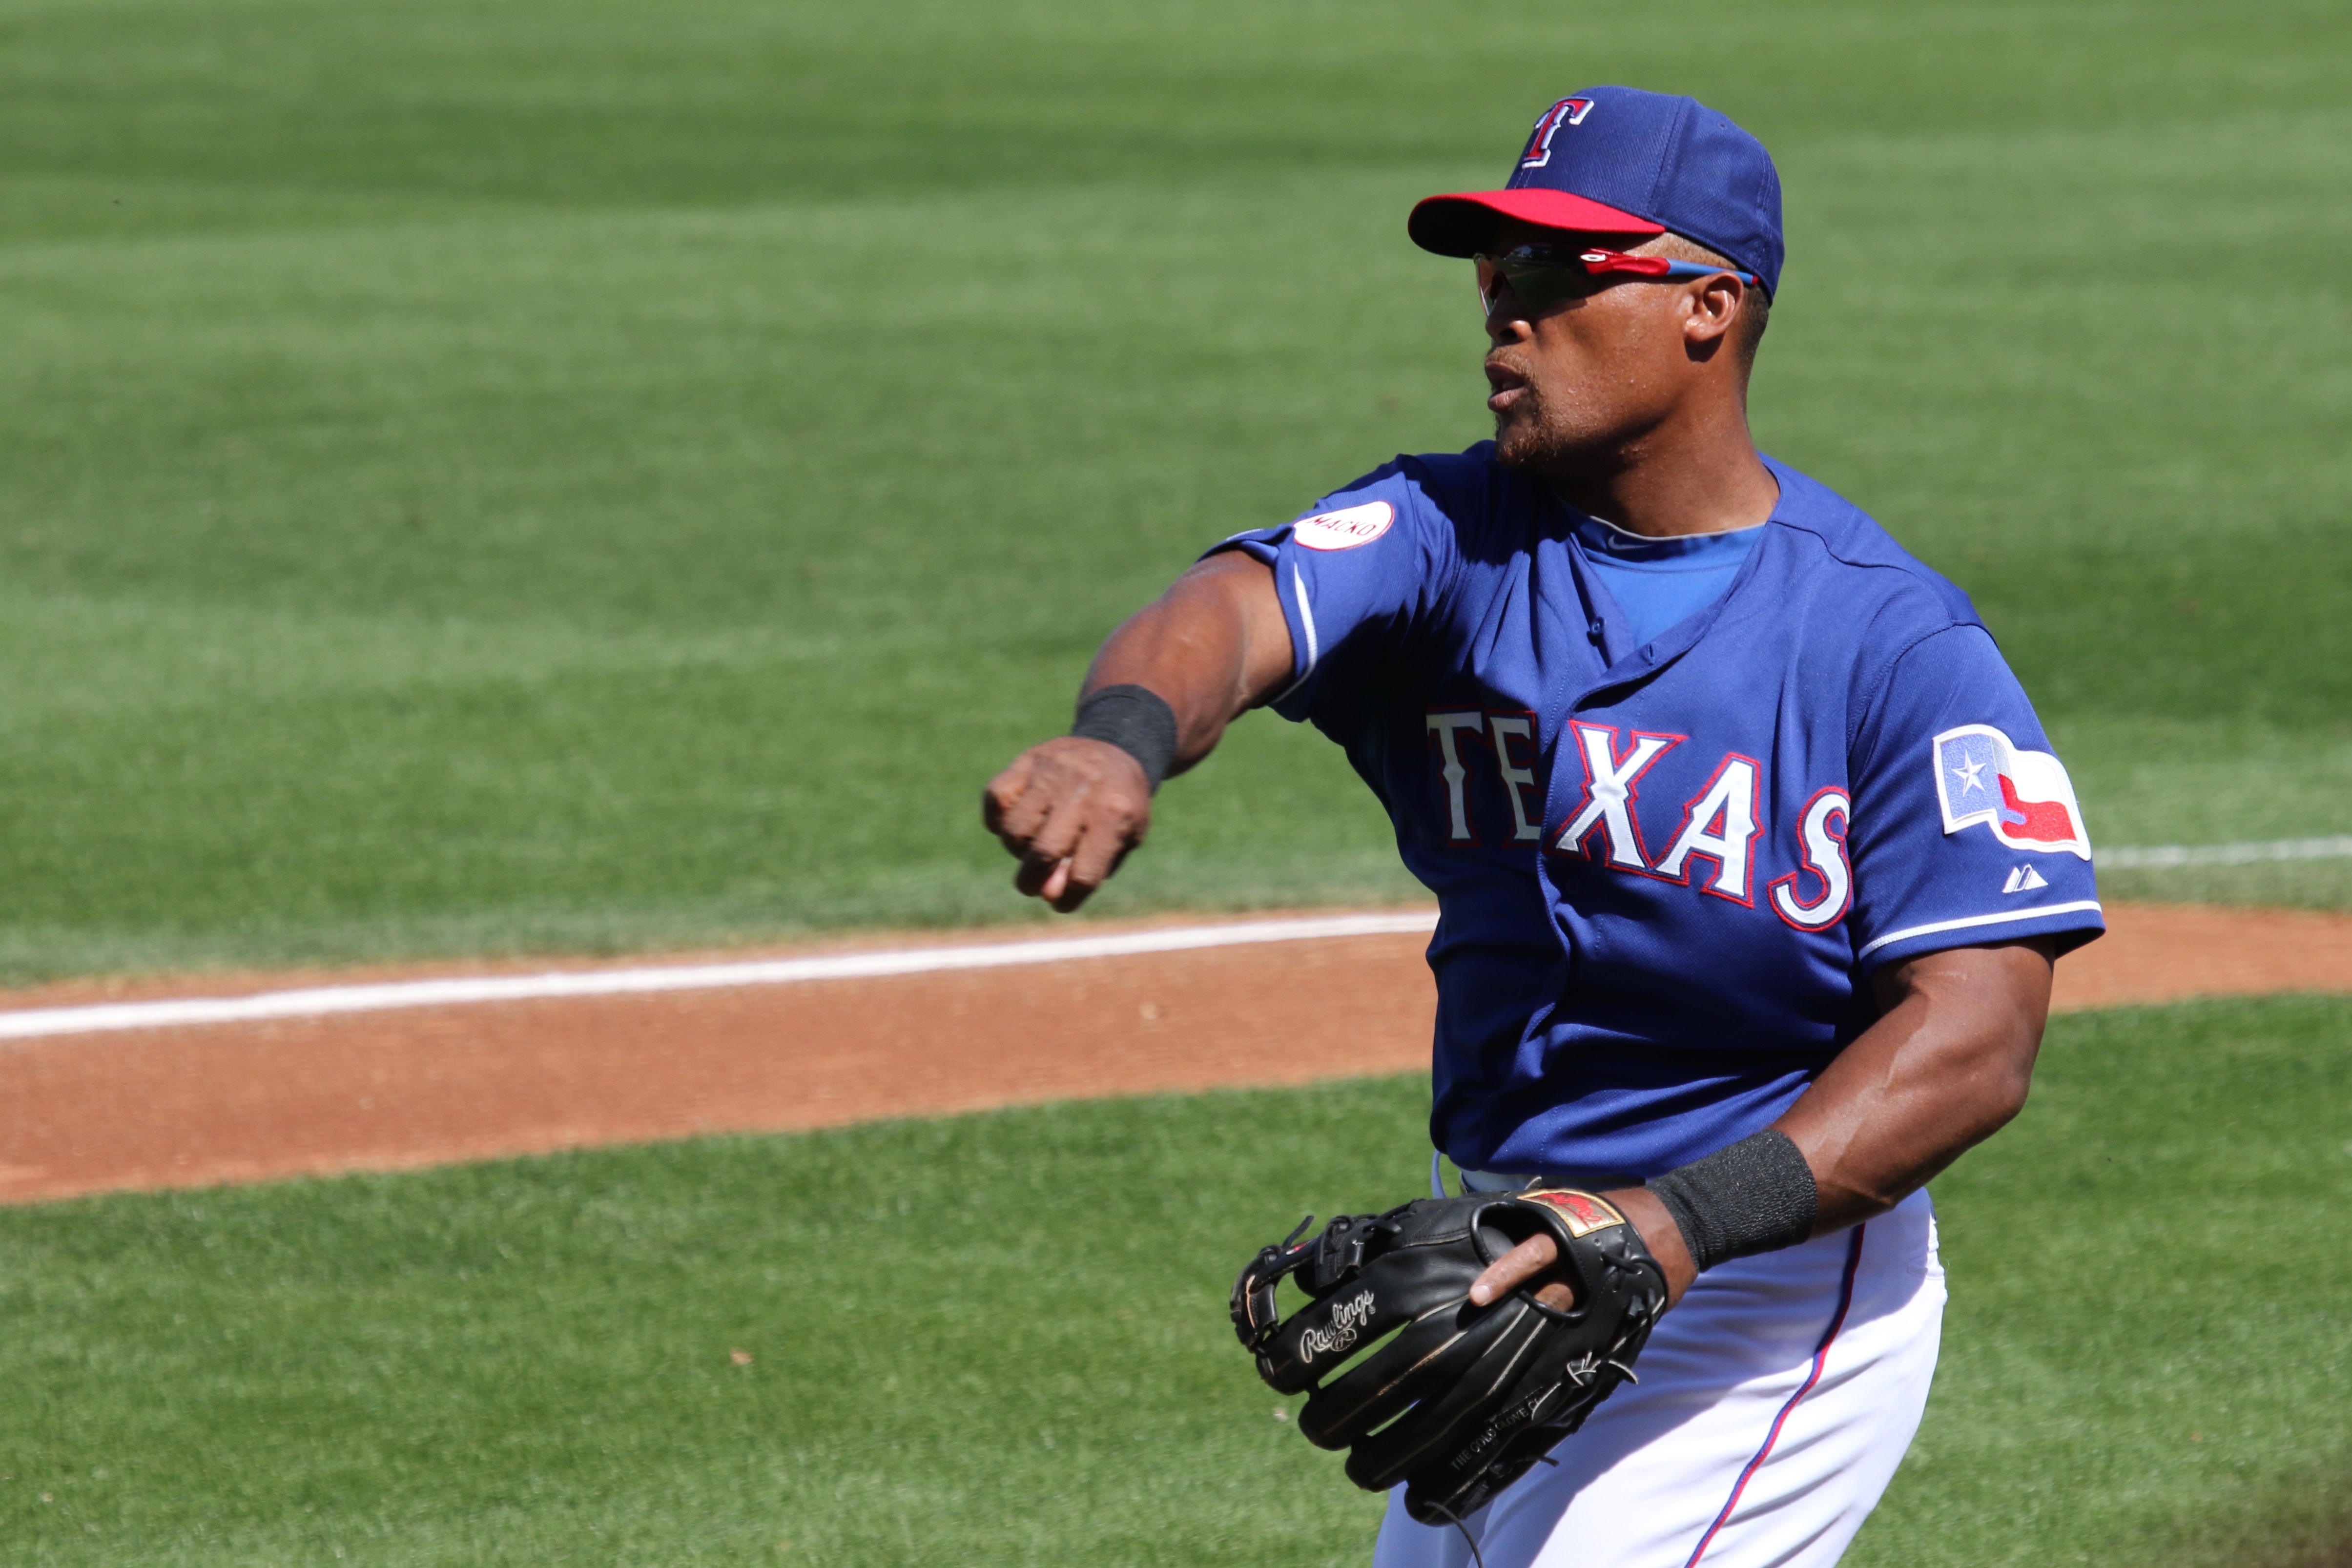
1499, 263, 1578, 314
1475, 252, 1594, 317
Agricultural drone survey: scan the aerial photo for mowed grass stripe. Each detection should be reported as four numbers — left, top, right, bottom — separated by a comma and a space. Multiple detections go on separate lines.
0, 0, 2346, 982
0, 994, 2345, 1566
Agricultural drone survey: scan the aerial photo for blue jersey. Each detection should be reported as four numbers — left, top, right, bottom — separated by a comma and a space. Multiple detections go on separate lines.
1212, 446, 2104, 1178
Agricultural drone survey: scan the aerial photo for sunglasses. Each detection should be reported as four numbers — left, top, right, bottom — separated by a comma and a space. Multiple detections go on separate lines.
1474, 245, 1765, 317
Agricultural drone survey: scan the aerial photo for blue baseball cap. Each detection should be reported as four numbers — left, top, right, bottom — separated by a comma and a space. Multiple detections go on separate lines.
1409, 87, 1784, 296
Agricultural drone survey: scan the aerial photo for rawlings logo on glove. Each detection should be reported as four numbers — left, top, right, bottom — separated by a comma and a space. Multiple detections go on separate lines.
1296, 1288, 1378, 1363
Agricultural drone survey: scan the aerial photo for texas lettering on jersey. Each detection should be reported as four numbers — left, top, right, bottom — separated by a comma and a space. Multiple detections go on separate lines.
1426, 711, 1848, 926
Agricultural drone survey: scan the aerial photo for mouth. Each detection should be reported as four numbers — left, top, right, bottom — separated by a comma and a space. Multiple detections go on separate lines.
1484, 359, 1529, 415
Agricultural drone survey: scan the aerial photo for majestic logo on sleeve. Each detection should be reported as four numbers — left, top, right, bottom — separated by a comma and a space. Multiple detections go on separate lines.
1291, 500, 1394, 551
1933, 725, 2090, 860
1519, 98, 1595, 168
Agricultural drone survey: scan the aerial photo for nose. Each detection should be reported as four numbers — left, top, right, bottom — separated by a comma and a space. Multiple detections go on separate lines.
1484, 294, 1534, 346
1477, 267, 1534, 339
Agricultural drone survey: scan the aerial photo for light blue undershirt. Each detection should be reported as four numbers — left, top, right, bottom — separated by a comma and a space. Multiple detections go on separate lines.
1569, 516, 1766, 648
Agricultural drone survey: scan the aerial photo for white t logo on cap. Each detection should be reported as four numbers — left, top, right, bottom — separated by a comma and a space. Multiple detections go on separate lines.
1520, 97, 1596, 168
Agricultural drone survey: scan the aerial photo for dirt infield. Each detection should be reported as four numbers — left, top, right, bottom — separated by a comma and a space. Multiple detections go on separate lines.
3, 901, 2348, 1205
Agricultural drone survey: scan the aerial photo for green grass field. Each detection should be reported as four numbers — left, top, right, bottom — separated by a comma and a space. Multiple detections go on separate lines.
3, 7, 2345, 1564
0, 0, 2346, 981
1, 993, 2345, 1565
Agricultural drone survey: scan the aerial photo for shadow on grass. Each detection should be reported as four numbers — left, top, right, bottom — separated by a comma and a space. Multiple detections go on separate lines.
2265, 1525, 2352, 1568
2197, 1486, 2352, 1568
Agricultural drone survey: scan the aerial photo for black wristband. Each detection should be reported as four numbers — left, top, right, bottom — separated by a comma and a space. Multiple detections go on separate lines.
1647, 1128, 1819, 1273
1070, 684, 1179, 794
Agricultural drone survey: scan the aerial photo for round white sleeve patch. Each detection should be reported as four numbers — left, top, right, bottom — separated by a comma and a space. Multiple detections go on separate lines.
1291, 500, 1395, 551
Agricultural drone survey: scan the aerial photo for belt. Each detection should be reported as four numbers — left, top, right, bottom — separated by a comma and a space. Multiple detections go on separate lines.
1431, 1153, 1644, 1198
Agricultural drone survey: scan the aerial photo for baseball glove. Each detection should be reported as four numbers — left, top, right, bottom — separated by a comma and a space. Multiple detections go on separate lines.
1230, 1187, 1668, 1526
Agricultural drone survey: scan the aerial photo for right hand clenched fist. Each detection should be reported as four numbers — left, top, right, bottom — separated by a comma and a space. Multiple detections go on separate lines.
981, 738, 1153, 912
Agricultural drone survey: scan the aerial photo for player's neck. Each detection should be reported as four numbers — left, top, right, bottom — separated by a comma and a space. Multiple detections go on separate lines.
1545, 399, 1778, 539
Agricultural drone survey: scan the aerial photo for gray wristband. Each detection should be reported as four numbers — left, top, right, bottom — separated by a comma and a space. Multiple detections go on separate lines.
1071, 684, 1179, 794
1647, 1128, 1819, 1273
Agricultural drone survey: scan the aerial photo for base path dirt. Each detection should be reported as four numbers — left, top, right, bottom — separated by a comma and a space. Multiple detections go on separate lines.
2, 902, 2347, 1206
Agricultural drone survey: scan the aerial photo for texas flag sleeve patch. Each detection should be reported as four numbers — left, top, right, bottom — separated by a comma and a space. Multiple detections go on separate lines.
1932, 725, 2091, 860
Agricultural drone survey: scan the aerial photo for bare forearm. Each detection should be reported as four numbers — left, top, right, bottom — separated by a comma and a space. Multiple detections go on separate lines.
982, 551, 1290, 912
1473, 939, 2058, 1315
1773, 939, 2055, 1232
1080, 554, 1291, 773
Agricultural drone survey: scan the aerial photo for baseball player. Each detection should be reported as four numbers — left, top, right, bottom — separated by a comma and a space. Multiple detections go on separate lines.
983, 86, 2103, 1567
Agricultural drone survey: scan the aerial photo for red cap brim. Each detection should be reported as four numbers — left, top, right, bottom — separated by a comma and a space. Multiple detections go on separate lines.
1408, 188, 1665, 257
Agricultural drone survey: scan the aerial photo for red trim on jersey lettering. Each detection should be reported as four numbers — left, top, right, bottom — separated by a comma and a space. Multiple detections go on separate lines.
1549, 723, 1683, 872
1767, 786, 1855, 932
1424, 709, 1488, 848
1485, 709, 1546, 846
1652, 752, 1764, 907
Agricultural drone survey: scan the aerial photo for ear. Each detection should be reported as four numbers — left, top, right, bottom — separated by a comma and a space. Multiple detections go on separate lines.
1680, 273, 1748, 356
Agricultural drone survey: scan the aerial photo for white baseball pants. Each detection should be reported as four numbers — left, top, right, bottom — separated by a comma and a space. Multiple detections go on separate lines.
1371, 1187, 1944, 1568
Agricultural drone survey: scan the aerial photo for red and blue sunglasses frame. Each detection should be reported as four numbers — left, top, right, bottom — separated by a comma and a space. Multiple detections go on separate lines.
1474, 245, 1765, 317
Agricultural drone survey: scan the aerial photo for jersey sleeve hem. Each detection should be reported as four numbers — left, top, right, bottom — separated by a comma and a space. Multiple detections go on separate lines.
1263, 556, 1321, 711
1201, 537, 1321, 715
1856, 901, 2106, 972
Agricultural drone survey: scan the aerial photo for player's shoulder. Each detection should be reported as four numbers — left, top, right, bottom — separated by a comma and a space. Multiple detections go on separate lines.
1280, 442, 1531, 562
1390, 441, 1503, 499
1330, 442, 1510, 522
1762, 456, 1983, 643
1391, 442, 1551, 557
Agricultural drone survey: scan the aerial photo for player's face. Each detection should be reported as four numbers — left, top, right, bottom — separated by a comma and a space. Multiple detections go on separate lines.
1479, 222, 1719, 477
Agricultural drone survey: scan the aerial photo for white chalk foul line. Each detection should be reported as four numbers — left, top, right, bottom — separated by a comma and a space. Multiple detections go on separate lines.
0, 911, 1442, 1044
2097, 835, 2352, 870
3, 833, 2344, 1043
